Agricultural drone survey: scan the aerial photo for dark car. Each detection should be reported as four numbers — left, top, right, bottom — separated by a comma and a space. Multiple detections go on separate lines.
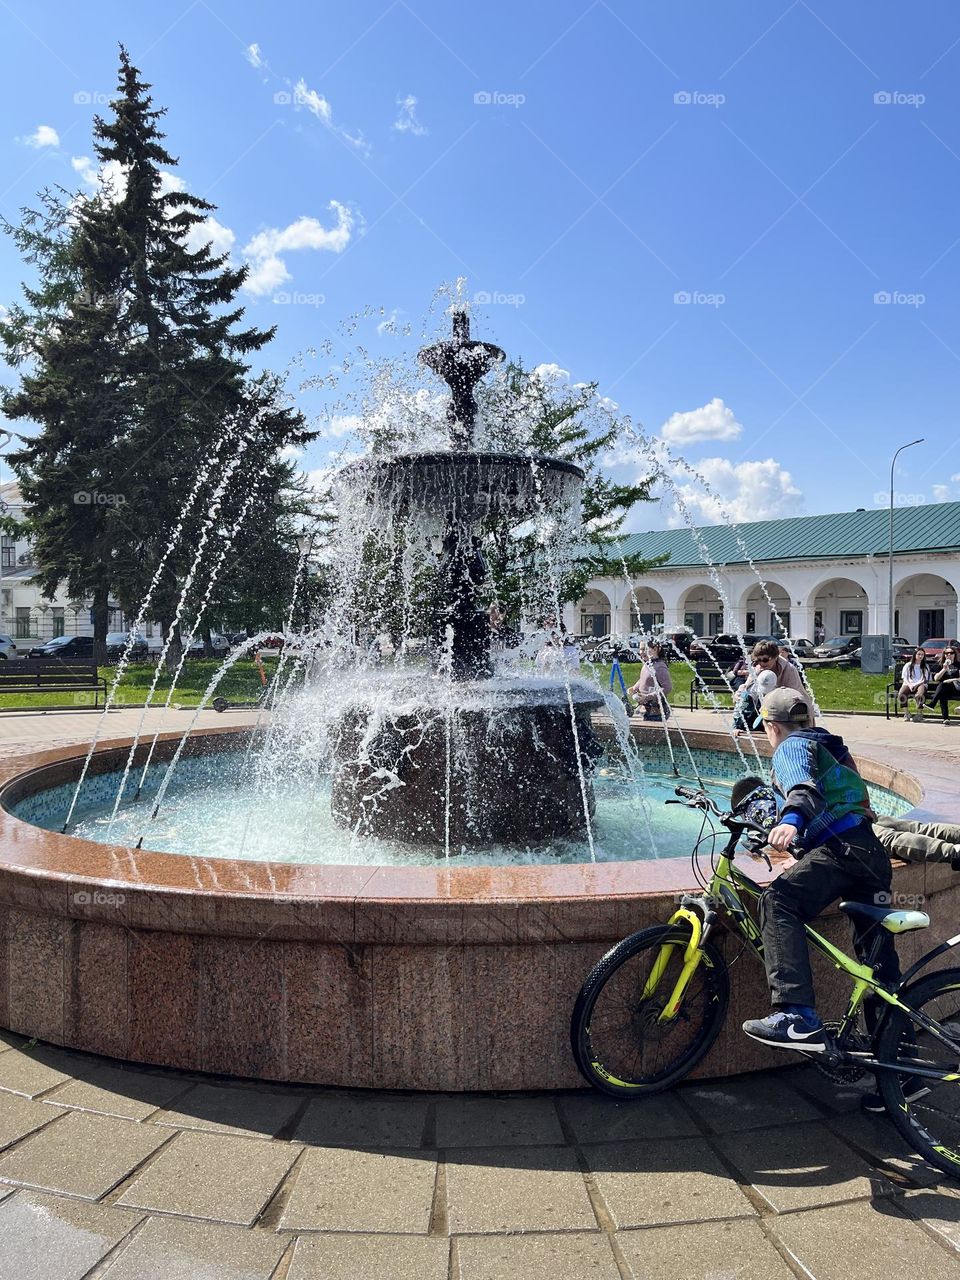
104, 632, 149, 663
28, 634, 95, 660
812, 635, 862, 660
688, 633, 780, 668
186, 633, 231, 659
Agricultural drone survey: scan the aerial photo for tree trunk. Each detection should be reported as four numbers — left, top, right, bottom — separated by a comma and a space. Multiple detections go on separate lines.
202, 623, 214, 659
162, 617, 183, 674
91, 584, 110, 667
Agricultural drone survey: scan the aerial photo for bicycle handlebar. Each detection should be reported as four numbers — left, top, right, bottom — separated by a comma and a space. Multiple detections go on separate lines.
671, 784, 801, 859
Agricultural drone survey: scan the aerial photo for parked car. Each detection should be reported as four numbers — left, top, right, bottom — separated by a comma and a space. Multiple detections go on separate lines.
688, 633, 780, 667
651, 626, 696, 658
787, 637, 816, 658
0, 634, 18, 661
186, 633, 231, 659
28, 634, 95, 660
104, 632, 149, 663
587, 639, 644, 664
920, 637, 959, 662
812, 635, 862, 661
891, 636, 914, 663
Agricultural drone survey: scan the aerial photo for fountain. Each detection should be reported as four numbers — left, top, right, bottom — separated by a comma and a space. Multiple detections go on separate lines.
0, 306, 951, 1091
329, 309, 603, 849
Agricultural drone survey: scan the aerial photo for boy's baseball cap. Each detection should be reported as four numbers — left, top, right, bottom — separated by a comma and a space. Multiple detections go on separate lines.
754, 687, 809, 729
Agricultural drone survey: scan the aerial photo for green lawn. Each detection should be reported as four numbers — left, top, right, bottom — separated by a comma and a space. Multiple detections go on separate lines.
0, 656, 892, 714
596, 662, 891, 714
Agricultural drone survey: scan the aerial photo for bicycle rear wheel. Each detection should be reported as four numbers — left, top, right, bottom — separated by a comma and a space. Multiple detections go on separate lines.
877, 967, 960, 1180
570, 924, 729, 1098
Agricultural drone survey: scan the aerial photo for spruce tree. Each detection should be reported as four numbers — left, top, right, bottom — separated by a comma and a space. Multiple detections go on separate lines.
1, 48, 313, 664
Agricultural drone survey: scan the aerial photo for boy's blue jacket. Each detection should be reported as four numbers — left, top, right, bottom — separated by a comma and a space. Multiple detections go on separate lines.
770, 727, 873, 847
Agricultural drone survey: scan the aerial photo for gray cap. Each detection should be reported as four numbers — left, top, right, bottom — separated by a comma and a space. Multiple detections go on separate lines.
754, 687, 809, 729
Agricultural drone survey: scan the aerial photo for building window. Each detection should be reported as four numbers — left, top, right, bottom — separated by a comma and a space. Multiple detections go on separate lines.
0, 538, 13, 570
840, 610, 863, 636
708, 612, 723, 635
745, 612, 756, 632
52, 608, 65, 638
771, 611, 790, 637
15, 608, 31, 639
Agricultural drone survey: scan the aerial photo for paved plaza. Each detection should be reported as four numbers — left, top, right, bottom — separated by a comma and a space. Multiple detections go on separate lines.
0, 706, 958, 1277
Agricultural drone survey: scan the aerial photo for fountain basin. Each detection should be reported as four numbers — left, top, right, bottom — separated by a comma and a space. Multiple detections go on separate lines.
0, 726, 954, 1090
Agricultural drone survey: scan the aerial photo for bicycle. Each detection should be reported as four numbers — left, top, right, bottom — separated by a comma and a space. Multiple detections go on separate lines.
570, 779, 960, 1179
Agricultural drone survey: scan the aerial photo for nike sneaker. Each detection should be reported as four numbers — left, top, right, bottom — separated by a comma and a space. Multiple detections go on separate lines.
742, 1010, 826, 1052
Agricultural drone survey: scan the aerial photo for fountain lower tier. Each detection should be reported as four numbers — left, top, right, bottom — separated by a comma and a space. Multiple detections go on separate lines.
330, 685, 605, 848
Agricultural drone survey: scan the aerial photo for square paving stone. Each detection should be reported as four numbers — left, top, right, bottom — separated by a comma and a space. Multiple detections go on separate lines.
0, 1110, 170, 1200
99, 1215, 288, 1280
151, 1083, 302, 1139
0, 1191, 142, 1280
584, 1138, 755, 1228
904, 1185, 960, 1253
781, 1064, 873, 1114
436, 1097, 564, 1148
280, 1147, 437, 1233
0, 1094, 65, 1152
616, 1219, 796, 1279
293, 1095, 428, 1148
0, 1049, 73, 1099
288, 1234, 448, 1280
117, 1130, 300, 1226
45, 1066, 188, 1121
679, 1076, 823, 1133
831, 1111, 942, 1187
456, 1232, 620, 1280
559, 1093, 698, 1144
445, 1146, 596, 1234
771, 1200, 958, 1279
716, 1121, 892, 1212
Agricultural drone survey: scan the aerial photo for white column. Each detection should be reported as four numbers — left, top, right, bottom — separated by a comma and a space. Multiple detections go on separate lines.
789, 605, 815, 640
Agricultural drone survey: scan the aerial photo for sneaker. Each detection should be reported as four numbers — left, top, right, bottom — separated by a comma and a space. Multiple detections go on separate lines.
742, 1010, 827, 1052
861, 1075, 930, 1114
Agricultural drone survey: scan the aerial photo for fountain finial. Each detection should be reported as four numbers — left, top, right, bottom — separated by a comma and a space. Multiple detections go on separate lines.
418, 308, 505, 448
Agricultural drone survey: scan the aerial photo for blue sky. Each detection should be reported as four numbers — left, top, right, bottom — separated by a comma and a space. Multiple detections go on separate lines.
1, 1, 960, 530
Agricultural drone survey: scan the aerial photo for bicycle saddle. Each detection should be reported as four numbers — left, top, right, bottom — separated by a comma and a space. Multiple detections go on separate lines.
839, 900, 930, 932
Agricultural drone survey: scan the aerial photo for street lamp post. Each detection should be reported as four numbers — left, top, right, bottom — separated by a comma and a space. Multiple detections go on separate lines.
0, 430, 12, 637
888, 437, 924, 668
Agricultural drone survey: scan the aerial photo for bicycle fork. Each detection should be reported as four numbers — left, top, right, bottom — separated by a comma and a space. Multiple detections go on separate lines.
642, 904, 716, 1022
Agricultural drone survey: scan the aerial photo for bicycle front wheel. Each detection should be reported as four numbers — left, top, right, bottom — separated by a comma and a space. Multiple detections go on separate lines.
570, 924, 729, 1098
877, 966, 960, 1180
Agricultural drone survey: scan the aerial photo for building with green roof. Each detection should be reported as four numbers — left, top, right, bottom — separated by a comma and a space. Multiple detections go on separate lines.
569, 501, 960, 645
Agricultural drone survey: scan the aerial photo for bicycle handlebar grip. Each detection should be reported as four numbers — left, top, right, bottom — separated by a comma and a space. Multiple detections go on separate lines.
674, 785, 700, 800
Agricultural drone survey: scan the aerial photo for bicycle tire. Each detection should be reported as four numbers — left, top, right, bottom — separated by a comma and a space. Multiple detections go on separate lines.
876, 966, 960, 1180
570, 924, 729, 1098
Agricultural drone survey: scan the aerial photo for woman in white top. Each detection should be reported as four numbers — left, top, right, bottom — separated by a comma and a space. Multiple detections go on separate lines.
898, 646, 930, 720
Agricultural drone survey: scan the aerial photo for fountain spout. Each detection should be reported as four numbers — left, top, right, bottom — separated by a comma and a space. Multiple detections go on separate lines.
418, 308, 505, 448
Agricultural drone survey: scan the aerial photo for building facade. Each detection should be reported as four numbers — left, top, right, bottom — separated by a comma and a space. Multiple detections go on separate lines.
0, 483, 130, 644
568, 502, 960, 645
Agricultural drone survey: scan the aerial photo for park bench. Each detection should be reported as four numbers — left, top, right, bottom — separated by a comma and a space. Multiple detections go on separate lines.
689, 657, 733, 710
0, 659, 107, 710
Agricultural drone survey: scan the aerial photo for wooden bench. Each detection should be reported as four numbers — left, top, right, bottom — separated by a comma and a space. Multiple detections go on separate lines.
0, 659, 108, 710
689, 658, 733, 710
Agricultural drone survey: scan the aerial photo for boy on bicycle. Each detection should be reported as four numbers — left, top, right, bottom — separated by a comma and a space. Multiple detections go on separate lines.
742, 688, 899, 1052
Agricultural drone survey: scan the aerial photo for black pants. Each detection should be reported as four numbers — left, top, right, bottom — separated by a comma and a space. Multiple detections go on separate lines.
758, 823, 900, 1010
930, 678, 960, 720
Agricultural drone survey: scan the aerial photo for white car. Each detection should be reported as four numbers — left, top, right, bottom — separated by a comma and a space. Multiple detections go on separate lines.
0, 634, 18, 661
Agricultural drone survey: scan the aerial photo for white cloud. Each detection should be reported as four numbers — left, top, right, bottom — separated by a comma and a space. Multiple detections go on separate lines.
184, 215, 236, 257
22, 124, 59, 148
660, 397, 742, 445
321, 414, 363, 439
531, 362, 570, 384
280, 443, 303, 460
392, 94, 427, 136
666, 456, 803, 525
245, 43, 263, 68
293, 78, 369, 154
933, 484, 951, 501
242, 203, 354, 296
71, 157, 184, 203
